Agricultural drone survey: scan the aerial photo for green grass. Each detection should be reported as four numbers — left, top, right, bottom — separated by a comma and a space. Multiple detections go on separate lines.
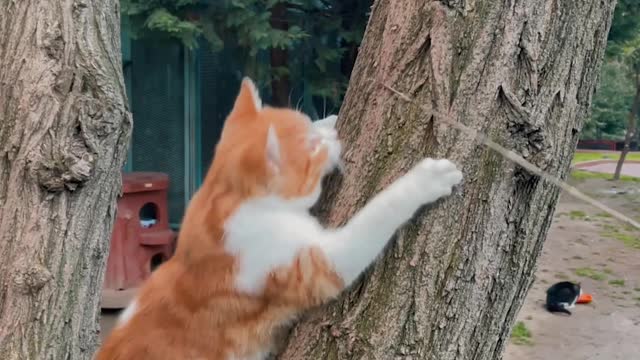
571, 152, 640, 182
511, 321, 533, 346
600, 227, 640, 250
596, 212, 613, 218
609, 279, 626, 287
574, 267, 607, 281
568, 210, 587, 220
634, 288, 640, 292
570, 170, 640, 182
573, 152, 640, 164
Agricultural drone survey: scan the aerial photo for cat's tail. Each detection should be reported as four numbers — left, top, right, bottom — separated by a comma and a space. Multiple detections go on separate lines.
546, 303, 572, 315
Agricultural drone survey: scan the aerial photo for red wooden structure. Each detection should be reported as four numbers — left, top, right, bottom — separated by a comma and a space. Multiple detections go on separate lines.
101, 172, 177, 309
577, 139, 617, 151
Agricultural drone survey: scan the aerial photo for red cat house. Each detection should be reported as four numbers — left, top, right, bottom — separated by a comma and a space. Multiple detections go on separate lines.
101, 172, 177, 309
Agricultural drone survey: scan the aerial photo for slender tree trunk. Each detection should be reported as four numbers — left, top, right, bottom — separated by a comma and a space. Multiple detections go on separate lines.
0, 1, 131, 359
270, 2, 291, 107
613, 75, 639, 180
279, 0, 615, 359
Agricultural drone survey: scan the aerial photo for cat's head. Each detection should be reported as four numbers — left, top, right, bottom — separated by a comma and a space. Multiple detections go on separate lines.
574, 282, 582, 295
212, 78, 341, 207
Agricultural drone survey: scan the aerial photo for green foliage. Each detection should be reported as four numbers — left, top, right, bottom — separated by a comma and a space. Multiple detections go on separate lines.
121, 0, 205, 49
208, 1, 309, 55
607, 0, 640, 53
120, 0, 372, 114
622, 38, 640, 74
584, 61, 635, 140
584, 0, 640, 141
145, 8, 202, 48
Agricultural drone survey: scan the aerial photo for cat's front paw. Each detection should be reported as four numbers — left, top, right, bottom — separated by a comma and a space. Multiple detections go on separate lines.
405, 158, 463, 203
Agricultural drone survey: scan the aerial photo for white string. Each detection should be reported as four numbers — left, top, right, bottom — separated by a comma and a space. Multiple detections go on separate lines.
381, 83, 640, 230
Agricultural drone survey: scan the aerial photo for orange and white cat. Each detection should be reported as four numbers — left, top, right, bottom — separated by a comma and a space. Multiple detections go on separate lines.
95, 78, 462, 360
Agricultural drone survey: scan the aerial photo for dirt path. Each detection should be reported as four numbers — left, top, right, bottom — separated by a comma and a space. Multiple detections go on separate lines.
576, 160, 640, 177
504, 179, 640, 360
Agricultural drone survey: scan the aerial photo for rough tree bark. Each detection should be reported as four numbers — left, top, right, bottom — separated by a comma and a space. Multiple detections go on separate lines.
0, 1, 131, 359
279, 0, 615, 359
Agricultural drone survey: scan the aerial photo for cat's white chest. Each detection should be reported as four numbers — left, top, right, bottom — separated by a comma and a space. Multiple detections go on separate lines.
223, 198, 324, 294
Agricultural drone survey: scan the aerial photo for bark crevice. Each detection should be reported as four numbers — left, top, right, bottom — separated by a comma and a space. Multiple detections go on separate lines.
0, 1, 130, 358
278, 0, 615, 359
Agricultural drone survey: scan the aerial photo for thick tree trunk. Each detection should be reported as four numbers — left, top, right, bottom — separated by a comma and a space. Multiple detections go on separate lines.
0, 1, 131, 359
613, 76, 639, 180
279, 0, 615, 359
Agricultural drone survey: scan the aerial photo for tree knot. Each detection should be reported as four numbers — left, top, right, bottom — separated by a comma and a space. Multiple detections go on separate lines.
42, 21, 64, 60
32, 129, 95, 192
498, 85, 550, 169
12, 263, 53, 294
436, 0, 475, 15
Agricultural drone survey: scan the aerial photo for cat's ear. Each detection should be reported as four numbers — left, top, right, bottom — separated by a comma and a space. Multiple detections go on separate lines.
266, 125, 281, 173
314, 115, 338, 129
230, 77, 262, 118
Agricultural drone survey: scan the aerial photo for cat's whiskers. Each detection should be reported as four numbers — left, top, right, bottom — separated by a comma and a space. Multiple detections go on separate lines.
295, 95, 304, 112
322, 97, 327, 119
